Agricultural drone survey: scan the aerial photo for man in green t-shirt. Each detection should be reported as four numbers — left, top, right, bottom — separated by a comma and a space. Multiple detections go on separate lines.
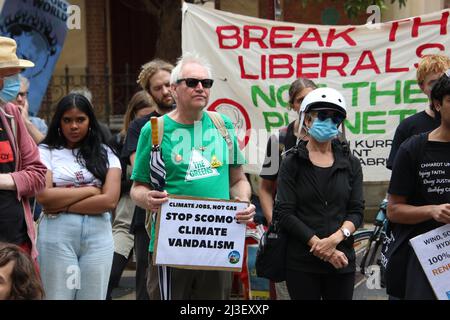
130, 52, 255, 300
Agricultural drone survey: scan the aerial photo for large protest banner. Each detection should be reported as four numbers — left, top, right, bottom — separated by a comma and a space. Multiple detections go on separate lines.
182, 3, 450, 181
0, 0, 69, 116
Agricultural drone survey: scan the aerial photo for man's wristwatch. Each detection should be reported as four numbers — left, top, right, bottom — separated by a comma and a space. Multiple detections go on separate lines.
340, 227, 351, 239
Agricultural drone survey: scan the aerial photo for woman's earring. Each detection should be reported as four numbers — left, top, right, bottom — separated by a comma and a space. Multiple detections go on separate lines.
58, 128, 61, 136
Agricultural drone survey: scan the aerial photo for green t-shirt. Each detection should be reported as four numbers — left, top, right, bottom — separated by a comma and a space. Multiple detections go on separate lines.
131, 112, 245, 251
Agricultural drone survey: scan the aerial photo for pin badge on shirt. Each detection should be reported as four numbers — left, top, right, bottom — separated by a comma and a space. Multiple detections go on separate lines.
210, 155, 222, 168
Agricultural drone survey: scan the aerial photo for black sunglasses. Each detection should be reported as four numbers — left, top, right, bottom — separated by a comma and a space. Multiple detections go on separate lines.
316, 110, 345, 124
176, 78, 214, 89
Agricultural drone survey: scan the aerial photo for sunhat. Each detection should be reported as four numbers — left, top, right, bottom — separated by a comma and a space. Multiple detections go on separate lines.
0, 36, 34, 69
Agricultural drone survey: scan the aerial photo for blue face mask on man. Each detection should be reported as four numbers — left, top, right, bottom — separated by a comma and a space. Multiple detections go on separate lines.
308, 117, 339, 142
0, 74, 21, 103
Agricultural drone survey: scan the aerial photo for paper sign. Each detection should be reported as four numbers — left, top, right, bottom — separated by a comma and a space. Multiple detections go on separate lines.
410, 224, 450, 300
154, 196, 247, 271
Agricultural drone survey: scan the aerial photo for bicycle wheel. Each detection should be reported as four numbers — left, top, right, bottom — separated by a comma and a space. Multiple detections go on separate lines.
353, 229, 383, 285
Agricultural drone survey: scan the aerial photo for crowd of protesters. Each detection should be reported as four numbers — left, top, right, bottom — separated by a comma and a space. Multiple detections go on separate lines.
0, 32, 449, 301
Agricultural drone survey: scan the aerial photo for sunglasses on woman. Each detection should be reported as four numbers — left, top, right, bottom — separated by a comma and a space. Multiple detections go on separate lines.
176, 78, 214, 89
314, 110, 345, 124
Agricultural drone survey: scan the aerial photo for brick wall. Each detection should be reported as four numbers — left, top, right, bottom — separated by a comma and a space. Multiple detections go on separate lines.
85, 0, 109, 121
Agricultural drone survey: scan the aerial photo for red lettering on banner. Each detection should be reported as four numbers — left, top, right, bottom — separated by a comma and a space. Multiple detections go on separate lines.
326, 28, 356, 47
385, 48, 409, 73
216, 26, 242, 49
238, 55, 258, 79
269, 55, 294, 78
350, 50, 381, 76
243, 25, 268, 49
320, 52, 349, 77
294, 28, 324, 48
414, 43, 446, 68
297, 53, 320, 79
261, 55, 267, 80
270, 26, 294, 48
412, 11, 448, 37
237, 45, 443, 80
388, 19, 411, 42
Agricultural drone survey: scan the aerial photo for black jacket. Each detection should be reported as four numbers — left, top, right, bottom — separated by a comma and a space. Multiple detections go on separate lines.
274, 139, 364, 274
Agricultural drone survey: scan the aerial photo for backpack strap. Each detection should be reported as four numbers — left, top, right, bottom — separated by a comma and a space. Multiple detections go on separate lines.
206, 111, 233, 151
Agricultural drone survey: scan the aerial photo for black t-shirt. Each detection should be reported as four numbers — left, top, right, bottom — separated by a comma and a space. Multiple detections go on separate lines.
314, 165, 332, 197
0, 119, 27, 244
387, 110, 440, 169
121, 111, 160, 165
389, 135, 449, 233
387, 134, 449, 298
260, 121, 297, 180
122, 111, 161, 232
109, 133, 132, 196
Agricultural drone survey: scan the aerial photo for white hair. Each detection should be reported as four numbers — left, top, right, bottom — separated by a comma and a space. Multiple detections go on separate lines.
18, 74, 30, 90
170, 52, 212, 85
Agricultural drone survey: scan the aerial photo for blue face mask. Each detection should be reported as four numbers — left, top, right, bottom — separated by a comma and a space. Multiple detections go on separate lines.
0, 74, 21, 103
308, 118, 339, 142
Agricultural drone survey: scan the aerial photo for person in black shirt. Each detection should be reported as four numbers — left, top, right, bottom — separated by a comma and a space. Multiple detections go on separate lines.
274, 87, 364, 300
387, 54, 450, 169
121, 59, 174, 300
383, 55, 450, 300
259, 78, 317, 300
386, 71, 450, 300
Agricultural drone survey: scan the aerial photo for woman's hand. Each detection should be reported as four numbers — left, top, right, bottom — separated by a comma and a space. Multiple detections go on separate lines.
328, 250, 348, 269
310, 234, 340, 261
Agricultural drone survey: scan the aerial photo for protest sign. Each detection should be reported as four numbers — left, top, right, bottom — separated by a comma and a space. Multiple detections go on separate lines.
154, 196, 247, 271
410, 224, 450, 300
182, 3, 450, 181
0, 0, 69, 115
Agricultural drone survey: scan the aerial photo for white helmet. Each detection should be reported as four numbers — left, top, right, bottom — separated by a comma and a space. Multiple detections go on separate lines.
300, 87, 347, 115
297, 87, 347, 138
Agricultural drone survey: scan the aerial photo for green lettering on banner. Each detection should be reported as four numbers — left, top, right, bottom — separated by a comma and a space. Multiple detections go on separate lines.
363, 111, 386, 134
404, 80, 428, 104
263, 112, 285, 131
344, 109, 416, 135
342, 82, 369, 107
344, 111, 362, 134
370, 81, 402, 105
251, 85, 276, 108
388, 109, 416, 122
276, 84, 290, 108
